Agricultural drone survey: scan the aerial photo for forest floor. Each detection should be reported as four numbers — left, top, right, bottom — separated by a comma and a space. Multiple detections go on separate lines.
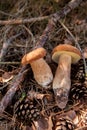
0, 0, 87, 130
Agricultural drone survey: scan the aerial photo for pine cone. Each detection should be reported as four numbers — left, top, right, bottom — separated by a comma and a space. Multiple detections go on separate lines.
54, 117, 75, 130
14, 96, 42, 125
69, 82, 87, 102
71, 59, 86, 84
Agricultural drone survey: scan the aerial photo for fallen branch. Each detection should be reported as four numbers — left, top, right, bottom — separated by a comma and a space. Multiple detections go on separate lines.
34, 0, 86, 48
0, 66, 27, 114
0, 16, 49, 25
0, 0, 85, 114
0, 0, 86, 26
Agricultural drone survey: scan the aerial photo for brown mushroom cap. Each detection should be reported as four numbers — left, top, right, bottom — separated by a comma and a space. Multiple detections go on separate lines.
21, 47, 46, 65
52, 44, 81, 64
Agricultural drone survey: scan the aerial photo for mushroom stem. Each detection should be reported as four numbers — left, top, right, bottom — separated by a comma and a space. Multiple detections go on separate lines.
21, 47, 53, 88
30, 58, 53, 87
53, 54, 71, 108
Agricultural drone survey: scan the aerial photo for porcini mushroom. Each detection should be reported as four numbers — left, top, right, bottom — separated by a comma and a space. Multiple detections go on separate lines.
52, 44, 81, 109
21, 47, 53, 88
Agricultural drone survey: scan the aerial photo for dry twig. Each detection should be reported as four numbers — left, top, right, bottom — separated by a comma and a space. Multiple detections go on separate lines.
0, 62, 20, 65
0, 16, 49, 25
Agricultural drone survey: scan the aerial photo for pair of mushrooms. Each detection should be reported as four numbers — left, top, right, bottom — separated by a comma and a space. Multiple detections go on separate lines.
21, 44, 81, 109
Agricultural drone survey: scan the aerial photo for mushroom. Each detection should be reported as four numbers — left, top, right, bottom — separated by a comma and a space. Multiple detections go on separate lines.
52, 44, 81, 109
21, 47, 53, 88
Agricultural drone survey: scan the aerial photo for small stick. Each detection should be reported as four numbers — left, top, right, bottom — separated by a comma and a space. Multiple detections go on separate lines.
27, 91, 51, 102
0, 62, 20, 65
0, 16, 49, 25
27, 91, 46, 100
0, 0, 85, 114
